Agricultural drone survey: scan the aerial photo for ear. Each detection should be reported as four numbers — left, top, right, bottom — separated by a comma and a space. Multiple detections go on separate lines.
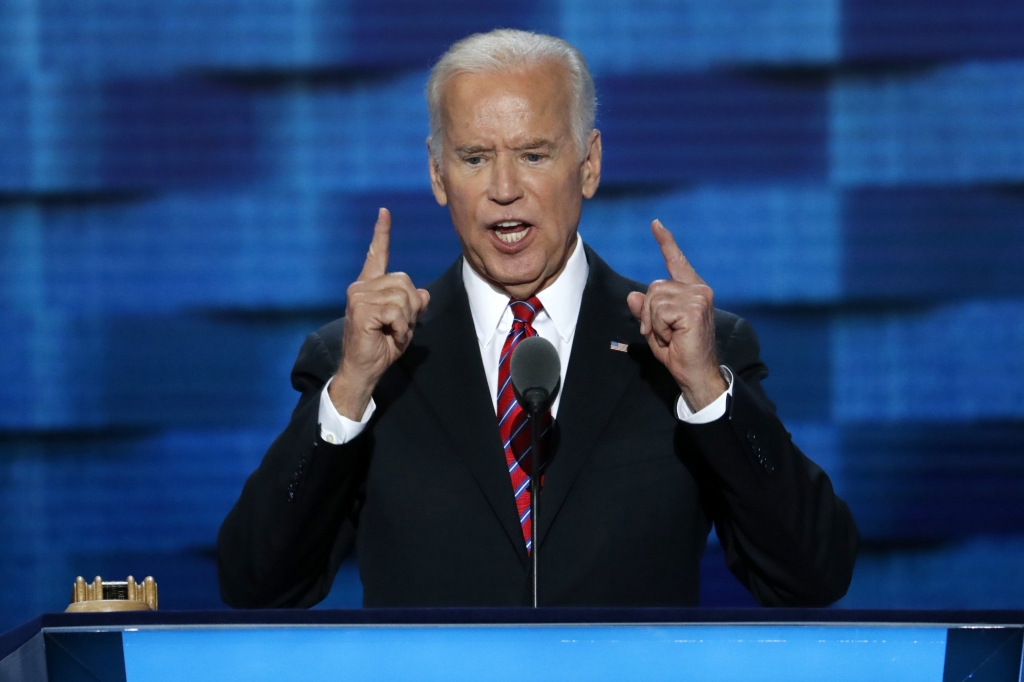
581, 129, 602, 199
427, 138, 449, 206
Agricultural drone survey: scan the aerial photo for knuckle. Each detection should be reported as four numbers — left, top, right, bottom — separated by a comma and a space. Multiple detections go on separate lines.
381, 287, 410, 308
398, 290, 417, 312
391, 302, 412, 321
391, 271, 413, 286
347, 296, 367, 313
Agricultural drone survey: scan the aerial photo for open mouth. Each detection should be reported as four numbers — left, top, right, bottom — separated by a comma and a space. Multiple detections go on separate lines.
491, 220, 532, 244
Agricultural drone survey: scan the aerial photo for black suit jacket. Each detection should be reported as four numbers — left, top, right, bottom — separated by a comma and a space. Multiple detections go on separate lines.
218, 245, 857, 608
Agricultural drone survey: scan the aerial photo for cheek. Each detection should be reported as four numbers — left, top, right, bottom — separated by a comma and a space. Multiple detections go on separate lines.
446, 195, 487, 249
547, 180, 583, 225
446, 180, 485, 219
536, 172, 581, 205
443, 192, 473, 224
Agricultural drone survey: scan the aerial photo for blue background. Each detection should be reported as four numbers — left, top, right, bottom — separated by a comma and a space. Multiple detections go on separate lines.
1, 0, 1023, 628
121, 625, 948, 682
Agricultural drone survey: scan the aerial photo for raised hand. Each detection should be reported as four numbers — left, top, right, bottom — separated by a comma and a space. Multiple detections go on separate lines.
329, 208, 431, 420
626, 220, 727, 412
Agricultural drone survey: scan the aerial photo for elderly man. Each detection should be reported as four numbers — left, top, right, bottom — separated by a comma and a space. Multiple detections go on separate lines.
218, 29, 857, 608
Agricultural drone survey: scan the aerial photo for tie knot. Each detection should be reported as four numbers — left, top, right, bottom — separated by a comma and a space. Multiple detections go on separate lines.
509, 297, 542, 326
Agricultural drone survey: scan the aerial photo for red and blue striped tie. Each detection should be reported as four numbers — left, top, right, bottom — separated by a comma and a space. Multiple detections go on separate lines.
497, 297, 551, 554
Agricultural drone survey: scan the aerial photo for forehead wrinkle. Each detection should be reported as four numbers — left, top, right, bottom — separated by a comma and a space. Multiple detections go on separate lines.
442, 97, 529, 152
440, 63, 575, 160
469, 95, 532, 135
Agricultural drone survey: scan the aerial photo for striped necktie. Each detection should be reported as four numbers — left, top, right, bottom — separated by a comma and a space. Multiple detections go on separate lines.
496, 297, 551, 554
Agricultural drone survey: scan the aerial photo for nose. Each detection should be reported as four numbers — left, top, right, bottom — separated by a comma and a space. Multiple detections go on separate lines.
488, 153, 524, 205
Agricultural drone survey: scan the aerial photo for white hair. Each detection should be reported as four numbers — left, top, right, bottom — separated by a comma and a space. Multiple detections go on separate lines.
426, 29, 596, 166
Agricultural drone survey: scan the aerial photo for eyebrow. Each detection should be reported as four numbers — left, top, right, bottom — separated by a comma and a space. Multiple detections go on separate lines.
455, 145, 494, 155
454, 139, 556, 156
511, 139, 555, 152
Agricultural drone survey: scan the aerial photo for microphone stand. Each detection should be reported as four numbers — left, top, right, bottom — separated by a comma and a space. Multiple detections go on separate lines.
509, 336, 559, 609
528, 404, 543, 608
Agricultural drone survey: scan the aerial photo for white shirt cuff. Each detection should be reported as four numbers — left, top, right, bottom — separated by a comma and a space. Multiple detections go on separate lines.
675, 366, 734, 425
318, 377, 375, 445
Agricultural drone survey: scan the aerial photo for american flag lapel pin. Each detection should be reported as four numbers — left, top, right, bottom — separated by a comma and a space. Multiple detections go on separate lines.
610, 340, 629, 353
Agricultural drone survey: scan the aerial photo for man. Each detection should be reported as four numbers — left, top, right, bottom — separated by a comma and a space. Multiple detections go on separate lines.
218, 29, 857, 608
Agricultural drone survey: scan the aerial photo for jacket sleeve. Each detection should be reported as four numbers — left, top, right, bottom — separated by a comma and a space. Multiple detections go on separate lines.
683, 314, 859, 606
217, 324, 370, 608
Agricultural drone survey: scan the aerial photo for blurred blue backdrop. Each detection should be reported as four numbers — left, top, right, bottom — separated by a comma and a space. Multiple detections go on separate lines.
1, 0, 1023, 627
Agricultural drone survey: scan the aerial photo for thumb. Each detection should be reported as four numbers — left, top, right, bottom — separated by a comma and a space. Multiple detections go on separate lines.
626, 291, 645, 321
417, 288, 431, 309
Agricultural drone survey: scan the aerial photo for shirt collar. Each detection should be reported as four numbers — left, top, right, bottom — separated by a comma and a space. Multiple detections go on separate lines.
462, 232, 589, 348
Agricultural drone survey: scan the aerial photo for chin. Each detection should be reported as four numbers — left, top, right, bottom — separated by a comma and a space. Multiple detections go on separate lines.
486, 261, 545, 290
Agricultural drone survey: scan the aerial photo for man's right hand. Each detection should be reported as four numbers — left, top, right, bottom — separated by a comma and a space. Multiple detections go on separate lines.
329, 208, 431, 420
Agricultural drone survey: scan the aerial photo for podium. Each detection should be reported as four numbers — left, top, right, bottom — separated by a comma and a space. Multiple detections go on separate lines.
2, 608, 1023, 681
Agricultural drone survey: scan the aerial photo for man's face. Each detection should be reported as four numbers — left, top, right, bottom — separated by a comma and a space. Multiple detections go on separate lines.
429, 61, 601, 299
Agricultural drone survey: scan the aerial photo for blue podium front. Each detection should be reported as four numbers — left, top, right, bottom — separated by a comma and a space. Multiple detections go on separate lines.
2, 609, 1022, 682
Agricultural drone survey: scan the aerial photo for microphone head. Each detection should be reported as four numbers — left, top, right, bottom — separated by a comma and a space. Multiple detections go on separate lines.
510, 336, 561, 414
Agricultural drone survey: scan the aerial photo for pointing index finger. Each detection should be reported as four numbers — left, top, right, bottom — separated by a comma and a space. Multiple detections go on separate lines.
358, 208, 391, 281
651, 219, 701, 284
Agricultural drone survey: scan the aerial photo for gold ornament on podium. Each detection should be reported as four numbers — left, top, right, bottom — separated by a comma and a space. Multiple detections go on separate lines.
66, 575, 158, 613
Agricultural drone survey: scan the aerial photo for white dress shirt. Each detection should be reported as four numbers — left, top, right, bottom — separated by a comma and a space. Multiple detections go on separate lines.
318, 234, 733, 444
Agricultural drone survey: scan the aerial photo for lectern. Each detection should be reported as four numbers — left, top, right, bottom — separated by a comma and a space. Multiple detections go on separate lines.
2, 608, 1022, 681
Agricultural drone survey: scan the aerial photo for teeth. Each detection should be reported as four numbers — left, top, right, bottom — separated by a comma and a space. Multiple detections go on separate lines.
497, 227, 529, 243
495, 221, 524, 228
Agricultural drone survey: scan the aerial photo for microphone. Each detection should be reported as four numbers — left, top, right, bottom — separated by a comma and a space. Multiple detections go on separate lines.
510, 335, 561, 608
510, 336, 561, 414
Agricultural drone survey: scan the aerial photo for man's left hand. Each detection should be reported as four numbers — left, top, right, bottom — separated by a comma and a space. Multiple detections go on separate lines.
627, 220, 727, 412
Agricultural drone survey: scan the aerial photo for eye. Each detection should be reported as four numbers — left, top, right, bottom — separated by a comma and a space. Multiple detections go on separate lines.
465, 156, 484, 166
524, 153, 544, 163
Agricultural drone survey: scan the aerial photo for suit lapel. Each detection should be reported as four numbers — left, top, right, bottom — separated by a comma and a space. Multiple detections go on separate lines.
537, 246, 647, 546
400, 260, 529, 568
399, 248, 650, 562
